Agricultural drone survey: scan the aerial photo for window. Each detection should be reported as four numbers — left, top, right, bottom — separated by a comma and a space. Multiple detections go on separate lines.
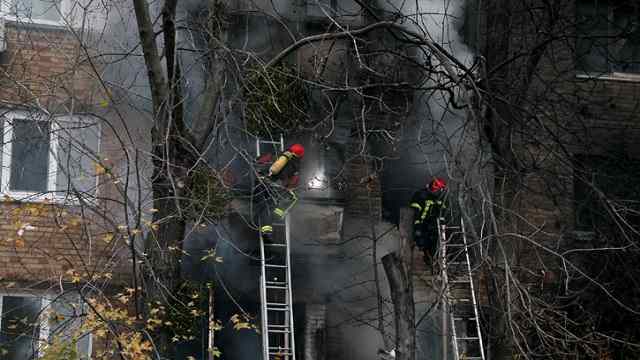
0, 293, 91, 360
7, 0, 62, 22
0, 294, 48, 359
576, 1, 640, 74
0, 110, 101, 202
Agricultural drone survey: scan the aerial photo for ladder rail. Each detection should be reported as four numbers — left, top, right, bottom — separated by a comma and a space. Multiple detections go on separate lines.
285, 215, 296, 359
259, 231, 270, 360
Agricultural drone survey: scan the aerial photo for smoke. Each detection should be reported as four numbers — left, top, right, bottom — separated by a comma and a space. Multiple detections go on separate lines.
376, 0, 479, 222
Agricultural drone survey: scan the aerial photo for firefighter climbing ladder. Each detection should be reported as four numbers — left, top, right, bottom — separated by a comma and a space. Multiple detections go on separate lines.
439, 218, 485, 360
256, 135, 297, 360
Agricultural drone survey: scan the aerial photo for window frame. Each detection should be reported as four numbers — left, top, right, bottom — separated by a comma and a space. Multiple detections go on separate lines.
0, 110, 101, 203
575, 0, 640, 78
0, 292, 50, 359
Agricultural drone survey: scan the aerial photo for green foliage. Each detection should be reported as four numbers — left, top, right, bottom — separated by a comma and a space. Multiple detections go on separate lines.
186, 165, 231, 221
244, 64, 309, 138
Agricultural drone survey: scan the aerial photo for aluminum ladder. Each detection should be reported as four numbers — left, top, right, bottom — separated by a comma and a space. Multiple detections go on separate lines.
439, 218, 485, 360
256, 135, 296, 360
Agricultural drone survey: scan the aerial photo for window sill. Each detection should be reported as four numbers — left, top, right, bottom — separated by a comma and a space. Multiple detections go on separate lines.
2, 191, 79, 204
576, 72, 640, 83
3, 15, 67, 30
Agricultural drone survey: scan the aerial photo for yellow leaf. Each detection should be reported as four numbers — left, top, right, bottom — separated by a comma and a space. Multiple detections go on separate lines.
95, 162, 106, 175
209, 347, 222, 358
102, 233, 114, 243
99, 99, 109, 108
14, 238, 25, 248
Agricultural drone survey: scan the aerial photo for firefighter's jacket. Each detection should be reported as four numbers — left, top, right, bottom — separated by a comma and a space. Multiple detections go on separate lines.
409, 188, 446, 229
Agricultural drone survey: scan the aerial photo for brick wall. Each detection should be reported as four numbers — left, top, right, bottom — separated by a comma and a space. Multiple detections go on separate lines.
303, 304, 326, 360
0, 22, 103, 109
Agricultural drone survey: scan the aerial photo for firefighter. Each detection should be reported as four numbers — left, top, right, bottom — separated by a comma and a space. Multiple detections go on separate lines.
255, 143, 304, 242
409, 177, 447, 265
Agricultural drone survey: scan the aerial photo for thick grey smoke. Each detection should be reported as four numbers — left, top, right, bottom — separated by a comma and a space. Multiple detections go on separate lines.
379, 0, 478, 221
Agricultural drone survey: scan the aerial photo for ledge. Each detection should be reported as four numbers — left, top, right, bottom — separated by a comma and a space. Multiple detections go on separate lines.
576, 72, 640, 83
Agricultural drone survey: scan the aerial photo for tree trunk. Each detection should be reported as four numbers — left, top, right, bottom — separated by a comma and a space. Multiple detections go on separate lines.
382, 253, 415, 360
381, 208, 416, 360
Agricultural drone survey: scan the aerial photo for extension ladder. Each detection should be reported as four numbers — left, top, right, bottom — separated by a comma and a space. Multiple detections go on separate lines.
439, 218, 485, 360
256, 136, 296, 360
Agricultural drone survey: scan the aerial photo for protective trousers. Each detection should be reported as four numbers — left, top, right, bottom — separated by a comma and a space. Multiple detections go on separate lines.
254, 180, 298, 238
414, 222, 438, 259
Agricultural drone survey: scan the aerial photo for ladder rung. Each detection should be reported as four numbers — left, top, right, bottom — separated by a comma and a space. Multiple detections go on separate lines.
264, 243, 287, 247
266, 281, 287, 285
269, 352, 293, 356
457, 336, 480, 340
265, 264, 288, 268
454, 317, 477, 321
269, 347, 292, 350
450, 279, 471, 283
267, 324, 290, 328
268, 329, 291, 333
266, 285, 288, 290
446, 244, 465, 247
266, 307, 290, 311
266, 302, 289, 306
259, 140, 282, 144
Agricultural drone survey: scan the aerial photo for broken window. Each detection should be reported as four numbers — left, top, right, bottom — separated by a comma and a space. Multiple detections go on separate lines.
576, 0, 640, 74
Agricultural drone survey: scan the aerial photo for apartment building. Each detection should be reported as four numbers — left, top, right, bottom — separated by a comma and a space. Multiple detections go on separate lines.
0, 2, 133, 358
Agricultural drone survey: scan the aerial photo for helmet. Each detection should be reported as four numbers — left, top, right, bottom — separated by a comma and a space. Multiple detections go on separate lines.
429, 177, 447, 193
289, 143, 305, 158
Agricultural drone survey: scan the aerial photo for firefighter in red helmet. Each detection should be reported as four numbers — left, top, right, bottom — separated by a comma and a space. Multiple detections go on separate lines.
254, 143, 304, 242
409, 177, 447, 266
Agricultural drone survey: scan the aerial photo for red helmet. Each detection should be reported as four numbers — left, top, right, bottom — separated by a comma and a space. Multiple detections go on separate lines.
289, 143, 305, 158
429, 177, 446, 193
